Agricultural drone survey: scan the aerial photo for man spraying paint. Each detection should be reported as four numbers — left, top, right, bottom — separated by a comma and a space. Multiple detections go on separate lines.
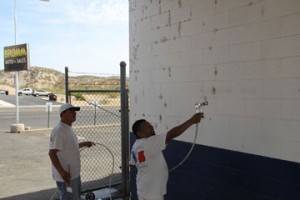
130, 112, 204, 200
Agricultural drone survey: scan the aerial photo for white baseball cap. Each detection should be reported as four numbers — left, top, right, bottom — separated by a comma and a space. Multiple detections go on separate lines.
59, 103, 80, 114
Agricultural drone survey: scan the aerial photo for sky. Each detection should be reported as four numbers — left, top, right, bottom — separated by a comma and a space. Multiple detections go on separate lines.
0, 0, 129, 76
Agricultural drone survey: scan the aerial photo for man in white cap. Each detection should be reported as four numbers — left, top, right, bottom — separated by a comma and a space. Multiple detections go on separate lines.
49, 103, 94, 200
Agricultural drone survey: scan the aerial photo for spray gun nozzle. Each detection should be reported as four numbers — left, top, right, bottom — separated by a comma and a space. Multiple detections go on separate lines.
194, 100, 208, 113
200, 101, 208, 106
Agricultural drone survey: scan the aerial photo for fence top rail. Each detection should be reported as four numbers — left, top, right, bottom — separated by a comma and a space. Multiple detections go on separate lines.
69, 90, 121, 93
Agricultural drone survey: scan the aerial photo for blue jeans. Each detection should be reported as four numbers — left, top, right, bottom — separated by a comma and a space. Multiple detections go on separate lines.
56, 176, 81, 200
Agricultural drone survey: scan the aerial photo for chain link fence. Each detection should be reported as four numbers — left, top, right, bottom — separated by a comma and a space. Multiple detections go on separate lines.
69, 90, 123, 194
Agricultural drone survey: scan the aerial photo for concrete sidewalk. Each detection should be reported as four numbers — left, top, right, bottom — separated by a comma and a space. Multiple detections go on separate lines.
0, 129, 59, 200
0, 99, 14, 108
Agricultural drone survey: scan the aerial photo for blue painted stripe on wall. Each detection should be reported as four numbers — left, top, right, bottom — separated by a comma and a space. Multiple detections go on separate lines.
130, 134, 300, 200
165, 140, 300, 200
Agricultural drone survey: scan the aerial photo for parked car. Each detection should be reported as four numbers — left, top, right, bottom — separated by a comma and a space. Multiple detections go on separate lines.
0, 89, 8, 95
18, 88, 33, 96
33, 89, 51, 97
49, 93, 57, 101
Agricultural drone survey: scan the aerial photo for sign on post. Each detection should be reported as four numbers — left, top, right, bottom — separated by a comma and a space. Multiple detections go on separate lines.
46, 102, 53, 112
4, 43, 30, 72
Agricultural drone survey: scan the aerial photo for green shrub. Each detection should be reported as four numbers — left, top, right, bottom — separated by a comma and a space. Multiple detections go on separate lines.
72, 93, 85, 101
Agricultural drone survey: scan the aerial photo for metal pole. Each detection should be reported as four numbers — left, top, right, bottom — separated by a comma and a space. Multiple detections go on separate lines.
47, 104, 50, 128
120, 61, 130, 198
14, 0, 20, 124
94, 102, 96, 125
14, 0, 17, 44
65, 66, 69, 103
12, 0, 49, 126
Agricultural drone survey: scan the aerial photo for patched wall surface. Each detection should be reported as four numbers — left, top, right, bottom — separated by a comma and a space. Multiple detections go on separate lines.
129, 0, 300, 163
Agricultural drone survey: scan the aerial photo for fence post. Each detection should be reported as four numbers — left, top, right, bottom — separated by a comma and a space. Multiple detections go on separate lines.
120, 61, 130, 198
65, 66, 69, 103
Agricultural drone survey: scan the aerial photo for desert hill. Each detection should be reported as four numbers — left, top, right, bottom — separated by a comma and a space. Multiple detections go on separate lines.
0, 66, 125, 93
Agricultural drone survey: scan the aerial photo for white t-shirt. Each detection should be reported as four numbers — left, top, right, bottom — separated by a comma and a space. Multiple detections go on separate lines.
131, 134, 168, 199
49, 122, 80, 181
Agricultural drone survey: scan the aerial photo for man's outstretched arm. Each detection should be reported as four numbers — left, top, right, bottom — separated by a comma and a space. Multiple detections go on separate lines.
165, 113, 204, 144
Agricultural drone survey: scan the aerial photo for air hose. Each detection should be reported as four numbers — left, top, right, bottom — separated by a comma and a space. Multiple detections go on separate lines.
169, 100, 208, 172
50, 143, 115, 200
169, 123, 199, 172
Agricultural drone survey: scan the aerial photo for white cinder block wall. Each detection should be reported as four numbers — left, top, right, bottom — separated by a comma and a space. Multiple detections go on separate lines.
129, 0, 300, 163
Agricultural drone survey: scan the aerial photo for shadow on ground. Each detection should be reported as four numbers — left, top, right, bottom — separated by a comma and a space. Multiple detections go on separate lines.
0, 188, 58, 200
0, 174, 126, 200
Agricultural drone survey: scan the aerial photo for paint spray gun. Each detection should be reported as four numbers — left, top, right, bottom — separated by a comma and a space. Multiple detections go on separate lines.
169, 98, 208, 172
194, 97, 208, 113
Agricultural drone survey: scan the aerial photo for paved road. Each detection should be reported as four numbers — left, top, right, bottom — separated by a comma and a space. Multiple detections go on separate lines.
0, 129, 58, 200
0, 95, 120, 132
0, 107, 61, 132
0, 95, 60, 106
